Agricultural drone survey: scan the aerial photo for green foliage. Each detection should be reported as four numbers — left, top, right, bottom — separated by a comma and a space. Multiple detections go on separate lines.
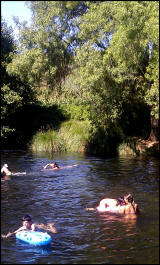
31, 120, 91, 153
1, 20, 15, 63
7, 48, 48, 85
31, 130, 66, 153
1, 126, 16, 139
1, 19, 37, 143
87, 123, 124, 157
59, 104, 90, 120
73, 1, 159, 142
1, 104, 65, 149
1, 84, 22, 119
143, 2, 159, 119
7, 1, 88, 91
1, 21, 25, 139
2, 2, 159, 154
1, 20, 19, 118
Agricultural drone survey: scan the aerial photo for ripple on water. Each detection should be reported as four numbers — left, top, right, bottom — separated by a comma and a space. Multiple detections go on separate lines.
1, 152, 159, 264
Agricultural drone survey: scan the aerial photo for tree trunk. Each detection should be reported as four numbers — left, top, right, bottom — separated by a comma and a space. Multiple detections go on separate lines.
149, 115, 159, 141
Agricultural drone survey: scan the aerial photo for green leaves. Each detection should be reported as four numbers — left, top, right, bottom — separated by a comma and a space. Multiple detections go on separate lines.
2, 1, 159, 148
74, 1, 159, 122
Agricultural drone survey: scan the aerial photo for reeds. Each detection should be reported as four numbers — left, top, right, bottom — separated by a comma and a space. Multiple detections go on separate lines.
30, 120, 91, 153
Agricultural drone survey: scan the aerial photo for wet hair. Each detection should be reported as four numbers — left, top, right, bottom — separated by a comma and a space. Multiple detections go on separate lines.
124, 194, 134, 203
117, 196, 126, 206
22, 215, 32, 222
54, 162, 59, 168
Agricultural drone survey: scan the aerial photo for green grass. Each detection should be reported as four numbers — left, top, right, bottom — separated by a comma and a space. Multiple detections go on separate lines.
30, 120, 91, 153
118, 142, 137, 156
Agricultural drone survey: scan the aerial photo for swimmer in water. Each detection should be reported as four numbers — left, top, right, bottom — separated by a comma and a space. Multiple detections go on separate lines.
86, 194, 139, 216
43, 162, 60, 170
1, 164, 12, 177
120, 193, 139, 215
1, 215, 56, 238
43, 162, 78, 171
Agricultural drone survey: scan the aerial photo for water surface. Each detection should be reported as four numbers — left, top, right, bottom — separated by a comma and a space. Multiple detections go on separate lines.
1, 150, 159, 264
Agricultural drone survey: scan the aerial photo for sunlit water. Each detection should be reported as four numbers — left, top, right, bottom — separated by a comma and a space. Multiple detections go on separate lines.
1, 150, 159, 264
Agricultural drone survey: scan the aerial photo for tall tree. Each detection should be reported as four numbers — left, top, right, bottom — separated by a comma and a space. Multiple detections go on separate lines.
1, 19, 35, 139
1, 20, 22, 138
73, 1, 159, 140
1, 20, 18, 117
7, 1, 88, 92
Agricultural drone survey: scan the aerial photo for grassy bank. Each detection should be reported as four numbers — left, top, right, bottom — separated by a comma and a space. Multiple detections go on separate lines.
30, 120, 91, 153
30, 120, 159, 157
118, 137, 159, 157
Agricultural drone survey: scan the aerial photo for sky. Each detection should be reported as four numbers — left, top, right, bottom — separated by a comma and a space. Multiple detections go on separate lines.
1, 1, 32, 36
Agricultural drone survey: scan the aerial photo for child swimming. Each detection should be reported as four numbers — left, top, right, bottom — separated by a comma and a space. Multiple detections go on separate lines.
1, 215, 56, 238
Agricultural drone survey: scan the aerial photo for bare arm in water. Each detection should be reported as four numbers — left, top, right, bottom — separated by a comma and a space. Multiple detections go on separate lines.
35, 223, 56, 233
85, 207, 95, 211
1, 224, 35, 238
2, 223, 56, 238
43, 164, 51, 169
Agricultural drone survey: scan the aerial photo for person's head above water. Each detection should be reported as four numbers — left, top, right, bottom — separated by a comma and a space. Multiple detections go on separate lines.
22, 214, 32, 222
53, 162, 59, 168
124, 193, 134, 204
21, 215, 33, 229
22, 215, 32, 221
1, 163, 11, 177
117, 196, 126, 205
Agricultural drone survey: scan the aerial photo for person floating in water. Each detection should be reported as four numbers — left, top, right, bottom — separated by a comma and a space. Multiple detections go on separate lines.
86, 194, 139, 216
1, 215, 56, 238
1, 164, 12, 177
43, 162, 60, 170
43, 162, 78, 170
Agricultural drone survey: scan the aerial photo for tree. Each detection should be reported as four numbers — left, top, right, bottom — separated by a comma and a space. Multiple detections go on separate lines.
1, 19, 35, 141
7, 1, 88, 93
73, 1, 159, 140
1, 20, 21, 138
5, 1, 159, 151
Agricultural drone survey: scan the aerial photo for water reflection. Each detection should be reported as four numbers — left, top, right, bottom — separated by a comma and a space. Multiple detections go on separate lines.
16, 240, 52, 255
1, 175, 11, 181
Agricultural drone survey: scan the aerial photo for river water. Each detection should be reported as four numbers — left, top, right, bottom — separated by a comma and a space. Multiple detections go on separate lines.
1, 150, 159, 264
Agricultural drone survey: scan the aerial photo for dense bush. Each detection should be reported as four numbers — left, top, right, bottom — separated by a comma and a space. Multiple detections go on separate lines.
30, 120, 91, 153
59, 104, 90, 121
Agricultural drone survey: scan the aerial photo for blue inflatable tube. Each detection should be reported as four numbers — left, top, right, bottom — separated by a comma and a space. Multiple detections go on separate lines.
16, 231, 52, 246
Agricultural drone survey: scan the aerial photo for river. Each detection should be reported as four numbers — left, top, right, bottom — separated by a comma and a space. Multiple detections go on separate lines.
1, 150, 159, 264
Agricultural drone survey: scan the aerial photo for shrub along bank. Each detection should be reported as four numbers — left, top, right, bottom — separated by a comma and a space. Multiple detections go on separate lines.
30, 120, 91, 153
2, 102, 158, 157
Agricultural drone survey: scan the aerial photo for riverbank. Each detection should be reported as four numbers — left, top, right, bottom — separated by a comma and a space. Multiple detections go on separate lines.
118, 138, 159, 157
30, 121, 159, 158
30, 119, 91, 153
